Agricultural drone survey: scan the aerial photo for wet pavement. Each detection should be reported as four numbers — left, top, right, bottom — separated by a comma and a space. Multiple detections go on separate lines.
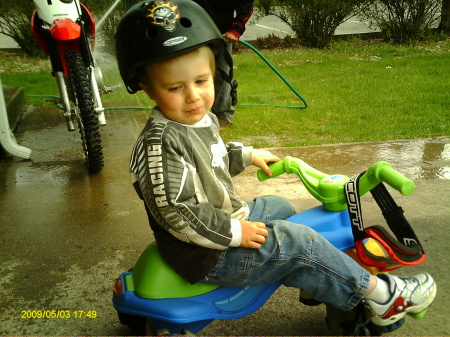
0, 104, 449, 335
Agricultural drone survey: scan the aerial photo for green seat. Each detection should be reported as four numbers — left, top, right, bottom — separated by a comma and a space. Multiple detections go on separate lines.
127, 242, 220, 299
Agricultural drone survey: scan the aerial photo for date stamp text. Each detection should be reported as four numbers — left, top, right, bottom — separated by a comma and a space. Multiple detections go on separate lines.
21, 310, 97, 319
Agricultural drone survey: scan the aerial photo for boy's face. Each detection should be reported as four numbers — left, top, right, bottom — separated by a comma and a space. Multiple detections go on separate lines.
140, 50, 215, 125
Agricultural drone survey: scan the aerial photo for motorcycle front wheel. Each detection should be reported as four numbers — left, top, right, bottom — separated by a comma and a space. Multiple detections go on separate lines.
65, 49, 104, 173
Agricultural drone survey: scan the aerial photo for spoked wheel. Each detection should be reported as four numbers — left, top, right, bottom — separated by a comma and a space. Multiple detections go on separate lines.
65, 49, 104, 173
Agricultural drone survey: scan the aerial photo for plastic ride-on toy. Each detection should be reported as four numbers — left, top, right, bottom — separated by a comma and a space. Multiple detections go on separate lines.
112, 156, 427, 335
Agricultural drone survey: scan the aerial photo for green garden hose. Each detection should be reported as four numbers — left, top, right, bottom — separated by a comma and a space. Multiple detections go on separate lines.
238, 39, 307, 109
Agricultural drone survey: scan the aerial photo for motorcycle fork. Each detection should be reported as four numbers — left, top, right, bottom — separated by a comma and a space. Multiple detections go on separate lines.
78, 22, 106, 126
51, 57, 106, 131
44, 32, 76, 131
89, 66, 106, 126
47, 33, 106, 131
54, 71, 75, 131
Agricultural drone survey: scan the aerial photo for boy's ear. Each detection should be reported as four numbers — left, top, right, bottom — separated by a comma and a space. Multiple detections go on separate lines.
139, 82, 156, 100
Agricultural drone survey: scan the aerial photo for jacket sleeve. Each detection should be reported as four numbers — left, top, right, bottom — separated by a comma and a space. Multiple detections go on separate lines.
229, 0, 254, 38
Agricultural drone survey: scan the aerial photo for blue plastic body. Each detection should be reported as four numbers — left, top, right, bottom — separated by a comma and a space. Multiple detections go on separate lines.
114, 277, 281, 333
112, 206, 354, 334
287, 206, 353, 251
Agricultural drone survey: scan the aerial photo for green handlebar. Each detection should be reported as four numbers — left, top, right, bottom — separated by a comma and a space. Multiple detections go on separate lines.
257, 156, 415, 211
257, 160, 286, 180
363, 161, 415, 196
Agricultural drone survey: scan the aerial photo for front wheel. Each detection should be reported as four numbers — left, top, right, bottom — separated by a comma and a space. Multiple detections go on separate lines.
65, 49, 104, 173
325, 303, 383, 336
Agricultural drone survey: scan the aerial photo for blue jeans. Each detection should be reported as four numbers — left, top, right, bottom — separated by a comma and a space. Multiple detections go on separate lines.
205, 195, 371, 310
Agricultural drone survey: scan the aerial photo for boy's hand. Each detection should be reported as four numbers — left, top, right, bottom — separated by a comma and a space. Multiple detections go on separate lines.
239, 220, 269, 249
252, 149, 281, 177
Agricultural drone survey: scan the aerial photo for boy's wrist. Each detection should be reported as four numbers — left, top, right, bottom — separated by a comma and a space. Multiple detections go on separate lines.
242, 146, 253, 167
230, 218, 242, 247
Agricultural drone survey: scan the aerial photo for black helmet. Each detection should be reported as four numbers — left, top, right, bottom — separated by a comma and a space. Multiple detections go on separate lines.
115, 0, 225, 94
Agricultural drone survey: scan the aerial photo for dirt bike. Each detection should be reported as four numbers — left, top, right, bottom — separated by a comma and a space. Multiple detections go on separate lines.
31, 0, 112, 173
112, 156, 427, 335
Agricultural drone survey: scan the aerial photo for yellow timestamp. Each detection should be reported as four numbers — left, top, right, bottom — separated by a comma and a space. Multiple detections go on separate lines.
21, 310, 97, 319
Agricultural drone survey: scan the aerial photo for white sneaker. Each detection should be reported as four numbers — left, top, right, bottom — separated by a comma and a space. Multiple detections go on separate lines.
364, 273, 436, 327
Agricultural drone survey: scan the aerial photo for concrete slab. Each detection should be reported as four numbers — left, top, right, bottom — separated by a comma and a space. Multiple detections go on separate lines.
0, 86, 27, 158
242, 13, 379, 41
0, 32, 20, 49
2, 86, 25, 130
0, 105, 448, 335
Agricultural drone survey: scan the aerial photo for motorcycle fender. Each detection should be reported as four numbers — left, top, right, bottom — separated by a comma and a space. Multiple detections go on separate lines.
50, 18, 81, 40
80, 3, 96, 40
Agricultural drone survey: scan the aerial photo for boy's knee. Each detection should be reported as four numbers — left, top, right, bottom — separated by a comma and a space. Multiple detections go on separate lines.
256, 195, 297, 220
247, 195, 297, 222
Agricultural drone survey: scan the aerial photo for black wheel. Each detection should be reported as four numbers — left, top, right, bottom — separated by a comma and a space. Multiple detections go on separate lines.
325, 303, 383, 336
117, 311, 146, 334
65, 49, 104, 173
117, 311, 195, 336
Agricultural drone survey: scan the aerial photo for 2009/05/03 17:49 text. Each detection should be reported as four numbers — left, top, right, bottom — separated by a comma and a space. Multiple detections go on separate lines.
21, 310, 97, 319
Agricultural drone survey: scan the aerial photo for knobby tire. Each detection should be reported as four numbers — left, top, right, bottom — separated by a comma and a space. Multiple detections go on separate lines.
65, 50, 104, 173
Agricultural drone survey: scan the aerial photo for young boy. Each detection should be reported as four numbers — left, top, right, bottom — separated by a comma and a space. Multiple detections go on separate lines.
115, 0, 436, 332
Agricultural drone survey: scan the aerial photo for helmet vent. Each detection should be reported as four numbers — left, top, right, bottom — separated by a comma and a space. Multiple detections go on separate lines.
180, 17, 192, 28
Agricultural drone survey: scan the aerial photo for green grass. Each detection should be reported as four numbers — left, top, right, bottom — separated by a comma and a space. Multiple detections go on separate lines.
224, 39, 449, 147
1, 71, 58, 106
1, 38, 449, 147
